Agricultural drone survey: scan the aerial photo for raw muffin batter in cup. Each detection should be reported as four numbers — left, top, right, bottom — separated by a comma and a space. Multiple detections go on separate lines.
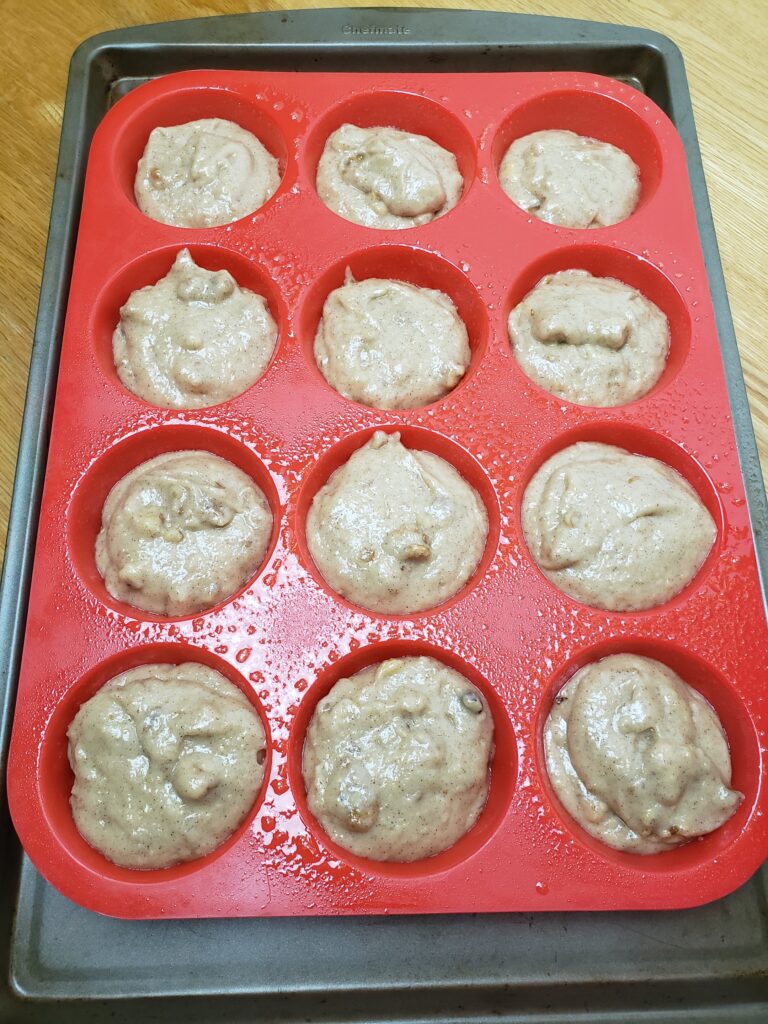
68, 663, 267, 869
306, 431, 488, 614
499, 129, 640, 229
544, 654, 743, 853
303, 655, 494, 861
96, 450, 273, 616
522, 442, 716, 611
113, 248, 278, 409
314, 271, 471, 409
508, 270, 670, 406
316, 124, 463, 229
135, 117, 280, 228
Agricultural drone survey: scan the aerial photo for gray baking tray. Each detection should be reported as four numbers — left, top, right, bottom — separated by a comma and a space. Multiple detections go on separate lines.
1, 7, 766, 1021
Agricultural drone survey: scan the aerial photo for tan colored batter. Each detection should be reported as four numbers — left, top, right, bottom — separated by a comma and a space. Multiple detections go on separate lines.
68, 663, 267, 869
316, 124, 463, 229
113, 249, 277, 409
545, 654, 742, 854
135, 118, 280, 228
306, 431, 488, 614
508, 270, 669, 406
499, 129, 640, 229
522, 442, 716, 611
314, 271, 470, 409
96, 451, 273, 617
303, 655, 493, 861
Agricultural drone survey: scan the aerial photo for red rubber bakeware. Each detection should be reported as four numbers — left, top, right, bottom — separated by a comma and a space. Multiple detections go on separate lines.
6, 69, 768, 919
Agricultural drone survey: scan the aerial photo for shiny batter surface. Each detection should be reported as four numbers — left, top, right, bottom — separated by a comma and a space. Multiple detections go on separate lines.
134, 117, 280, 228
96, 451, 273, 617
508, 270, 669, 406
316, 124, 463, 229
545, 654, 743, 853
314, 272, 470, 409
306, 431, 488, 614
303, 656, 493, 861
113, 248, 277, 409
499, 129, 640, 228
522, 442, 716, 611
68, 663, 267, 869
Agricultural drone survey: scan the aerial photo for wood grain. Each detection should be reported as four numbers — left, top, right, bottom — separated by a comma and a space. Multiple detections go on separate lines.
1, 0, 766, 563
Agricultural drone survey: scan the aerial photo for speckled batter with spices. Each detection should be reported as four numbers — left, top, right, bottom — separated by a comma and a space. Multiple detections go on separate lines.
522, 442, 716, 611
96, 450, 273, 617
114, 249, 277, 409
135, 117, 280, 228
306, 431, 488, 614
317, 124, 463, 229
314, 271, 470, 409
545, 654, 742, 853
499, 129, 640, 229
68, 663, 267, 869
508, 270, 669, 406
303, 655, 493, 861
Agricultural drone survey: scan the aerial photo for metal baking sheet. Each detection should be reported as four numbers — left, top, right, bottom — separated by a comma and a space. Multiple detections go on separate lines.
1, 7, 766, 1020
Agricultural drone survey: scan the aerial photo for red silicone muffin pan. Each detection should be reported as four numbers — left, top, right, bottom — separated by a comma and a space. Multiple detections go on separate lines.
7, 69, 768, 919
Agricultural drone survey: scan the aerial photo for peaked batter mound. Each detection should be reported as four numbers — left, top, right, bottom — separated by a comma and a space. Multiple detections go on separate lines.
114, 249, 277, 409
303, 655, 493, 861
306, 431, 488, 614
317, 124, 463, 229
545, 654, 742, 853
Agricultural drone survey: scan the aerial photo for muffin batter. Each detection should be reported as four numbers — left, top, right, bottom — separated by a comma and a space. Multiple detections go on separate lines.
508, 270, 669, 406
306, 431, 488, 614
96, 450, 273, 616
303, 655, 493, 861
545, 654, 743, 853
522, 442, 716, 611
135, 117, 280, 228
499, 129, 640, 229
314, 272, 471, 409
68, 663, 267, 869
113, 248, 278, 409
316, 124, 463, 229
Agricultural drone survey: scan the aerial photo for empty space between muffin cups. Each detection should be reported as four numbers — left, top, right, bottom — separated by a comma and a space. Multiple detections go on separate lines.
110, 84, 291, 226
297, 245, 489, 410
93, 244, 286, 408
67, 425, 281, 621
535, 640, 758, 873
287, 639, 517, 878
294, 425, 500, 618
37, 643, 272, 883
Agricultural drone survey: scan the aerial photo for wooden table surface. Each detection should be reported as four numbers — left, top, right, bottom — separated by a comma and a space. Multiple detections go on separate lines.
1, 0, 766, 561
